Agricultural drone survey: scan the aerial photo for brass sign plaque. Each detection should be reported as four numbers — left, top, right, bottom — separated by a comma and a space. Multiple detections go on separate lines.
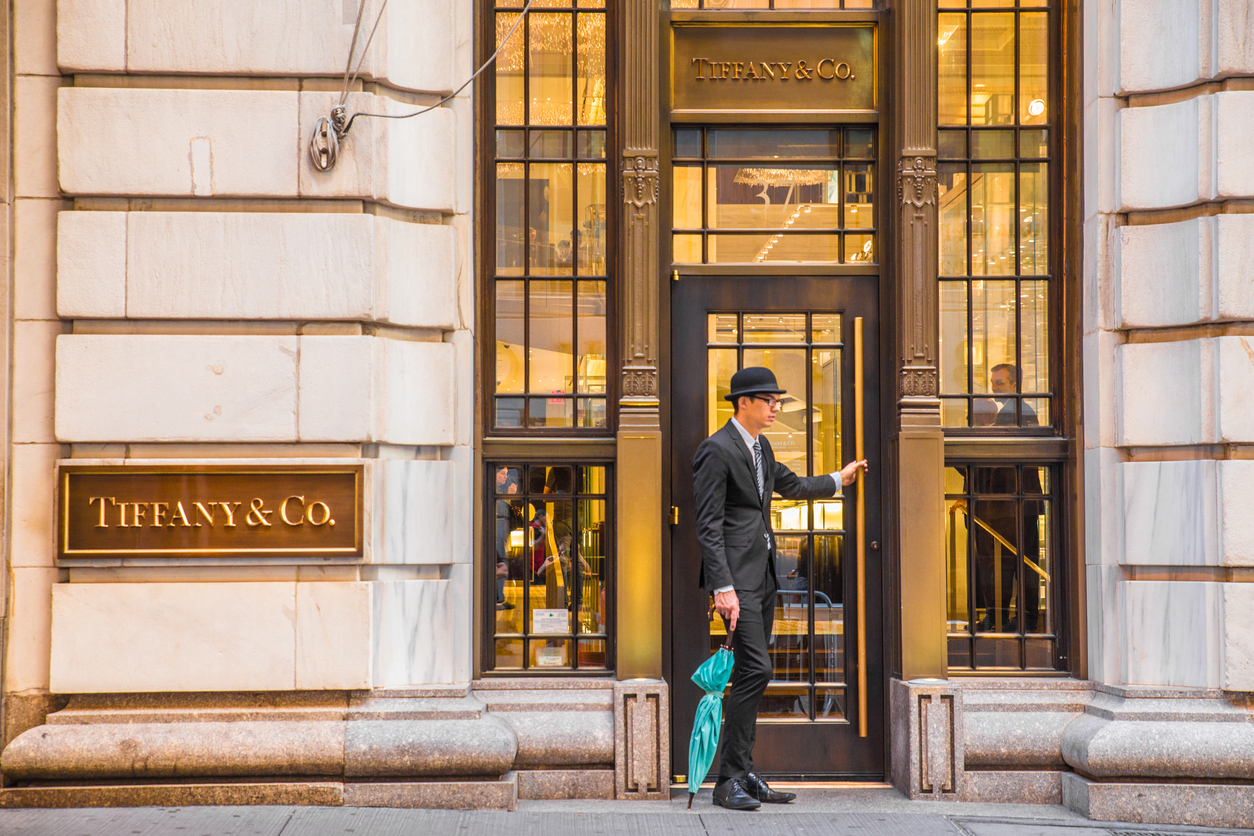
59, 465, 364, 561
672, 24, 876, 116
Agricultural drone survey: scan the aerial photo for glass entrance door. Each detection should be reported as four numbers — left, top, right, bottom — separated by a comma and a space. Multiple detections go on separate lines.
670, 275, 883, 779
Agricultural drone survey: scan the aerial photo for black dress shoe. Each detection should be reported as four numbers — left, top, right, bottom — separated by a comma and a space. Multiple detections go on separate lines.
712, 778, 761, 810
743, 772, 796, 804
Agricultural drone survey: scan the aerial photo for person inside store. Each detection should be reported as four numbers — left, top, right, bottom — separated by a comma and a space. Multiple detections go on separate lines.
693, 366, 868, 811
494, 466, 521, 612
966, 363, 1044, 633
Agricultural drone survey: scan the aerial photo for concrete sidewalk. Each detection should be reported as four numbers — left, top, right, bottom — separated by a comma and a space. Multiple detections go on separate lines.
1, 788, 1252, 836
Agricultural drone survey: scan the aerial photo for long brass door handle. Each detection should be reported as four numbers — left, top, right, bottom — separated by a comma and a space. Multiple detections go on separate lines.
854, 316, 867, 739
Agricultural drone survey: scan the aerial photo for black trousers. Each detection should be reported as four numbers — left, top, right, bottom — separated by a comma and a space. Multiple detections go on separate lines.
717, 567, 776, 782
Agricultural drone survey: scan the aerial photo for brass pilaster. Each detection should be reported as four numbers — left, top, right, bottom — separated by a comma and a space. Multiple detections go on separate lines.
616, 0, 663, 679
892, 0, 947, 679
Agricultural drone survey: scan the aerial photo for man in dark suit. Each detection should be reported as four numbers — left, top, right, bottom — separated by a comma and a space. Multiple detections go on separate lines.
693, 367, 867, 810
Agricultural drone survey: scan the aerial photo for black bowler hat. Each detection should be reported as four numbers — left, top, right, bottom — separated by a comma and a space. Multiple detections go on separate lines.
724, 366, 787, 402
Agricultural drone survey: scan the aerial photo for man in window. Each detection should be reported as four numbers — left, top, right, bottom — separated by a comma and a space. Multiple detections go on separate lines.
693, 366, 867, 811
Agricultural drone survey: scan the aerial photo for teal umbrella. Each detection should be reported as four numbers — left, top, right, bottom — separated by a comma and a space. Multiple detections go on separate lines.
687, 640, 735, 809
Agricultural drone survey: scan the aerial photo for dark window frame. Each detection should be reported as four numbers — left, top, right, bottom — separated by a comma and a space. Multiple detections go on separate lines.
943, 460, 1069, 673
482, 460, 616, 675
480, 0, 619, 439
936, 0, 1060, 436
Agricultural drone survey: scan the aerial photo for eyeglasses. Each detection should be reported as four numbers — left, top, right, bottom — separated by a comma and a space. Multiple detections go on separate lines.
752, 395, 785, 409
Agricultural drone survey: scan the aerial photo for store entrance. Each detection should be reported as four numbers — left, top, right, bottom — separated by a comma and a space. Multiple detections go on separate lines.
669, 274, 884, 780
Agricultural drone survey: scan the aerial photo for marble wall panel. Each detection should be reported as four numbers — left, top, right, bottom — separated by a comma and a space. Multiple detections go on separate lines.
1119, 0, 1201, 93
1219, 461, 1254, 566
6, 567, 58, 692
1217, 92, 1254, 198
1221, 583, 1254, 690
373, 459, 454, 565
1118, 98, 1206, 211
298, 92, 456, 213
57, 0, 125, 70
1216, 336, 1254, 443
1117, 218, 1209, 328
1121, 460, 1218, 566
58, 88, 300, 197
1117, 339, 1213, 446
1216, 215, 1254, 320
1219, 0, 1254, 76
1085, 447, 1124, 567
55, 335, 299, 443
372, 580, 453, 687
1086, 563, 1122, 684
125, 212, 375, 321
1121, 580, 1221, 688
297, 337, 454, 445
295, 581, 373, 690
56, 0, 454, 93
49, 582, 299, 692
56, 210, 126, 318
9, 444, 59, 569
297, 336, 374, 442
57, 211, 457, 327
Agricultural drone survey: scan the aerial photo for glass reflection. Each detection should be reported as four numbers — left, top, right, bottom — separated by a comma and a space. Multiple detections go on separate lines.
529, 281, 573, 394
496, 281, 525, 394
672, 128, 875, 265
938, 282, 967, 397
938, 14, 967, 125
1021, 163, 1049, 274
529, 163, 574, 275
939, 164, 968, 276
971, 13, 1015, 126
812, 347, 842, 477
577, 13, 606, 125
971, 164, 1015, 275
495, 14, 524, 125
529, 14, 573, 126
577, 281, 607, 395
577, 163, 606, 274
1020, 13, 1048, 125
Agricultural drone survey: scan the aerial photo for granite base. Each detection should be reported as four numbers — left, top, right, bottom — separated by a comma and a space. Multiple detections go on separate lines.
1062, 772, 1254, 828
0, 782, 344, 808
341, 775, 517, 811
517, 769, 614, 799
961, 770, 1061, 804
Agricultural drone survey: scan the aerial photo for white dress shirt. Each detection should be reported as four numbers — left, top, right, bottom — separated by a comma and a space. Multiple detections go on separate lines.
713, 417, 841, 595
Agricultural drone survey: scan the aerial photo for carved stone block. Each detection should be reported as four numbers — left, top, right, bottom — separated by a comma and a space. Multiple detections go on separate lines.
612, 679, 669, 800
889, 677, 963, 800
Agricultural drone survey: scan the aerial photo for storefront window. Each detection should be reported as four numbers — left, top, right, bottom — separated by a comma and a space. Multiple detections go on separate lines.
672, 128, 876, 265
491, 0, 610, 431
944, 465, 1058, 671
488, 463, 612, 672
936, 1, 1052, 430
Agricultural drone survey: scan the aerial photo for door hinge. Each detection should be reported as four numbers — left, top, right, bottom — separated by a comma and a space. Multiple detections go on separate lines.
670, 506, 679, 525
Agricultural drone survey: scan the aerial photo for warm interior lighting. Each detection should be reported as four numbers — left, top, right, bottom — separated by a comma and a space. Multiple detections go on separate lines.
1027, 98, 1046, 117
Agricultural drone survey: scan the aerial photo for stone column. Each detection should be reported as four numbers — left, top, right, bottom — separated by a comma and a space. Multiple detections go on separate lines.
616, 0, 664, 680
891, 0, 947, 681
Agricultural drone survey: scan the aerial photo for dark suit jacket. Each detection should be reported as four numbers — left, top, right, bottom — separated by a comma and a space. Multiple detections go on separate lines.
693, 420, 838, 591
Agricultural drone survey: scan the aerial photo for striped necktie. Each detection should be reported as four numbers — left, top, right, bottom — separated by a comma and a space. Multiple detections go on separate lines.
752, 438, 765, 500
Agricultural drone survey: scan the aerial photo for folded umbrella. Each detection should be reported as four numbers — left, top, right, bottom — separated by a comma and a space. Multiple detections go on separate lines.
686, 639, 735, 809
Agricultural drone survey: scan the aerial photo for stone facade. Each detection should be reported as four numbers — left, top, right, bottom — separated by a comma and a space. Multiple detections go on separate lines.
0, 0, 1252, 824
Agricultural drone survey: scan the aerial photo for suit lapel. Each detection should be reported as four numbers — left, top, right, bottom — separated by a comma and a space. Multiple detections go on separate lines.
722, 421, 759, 497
